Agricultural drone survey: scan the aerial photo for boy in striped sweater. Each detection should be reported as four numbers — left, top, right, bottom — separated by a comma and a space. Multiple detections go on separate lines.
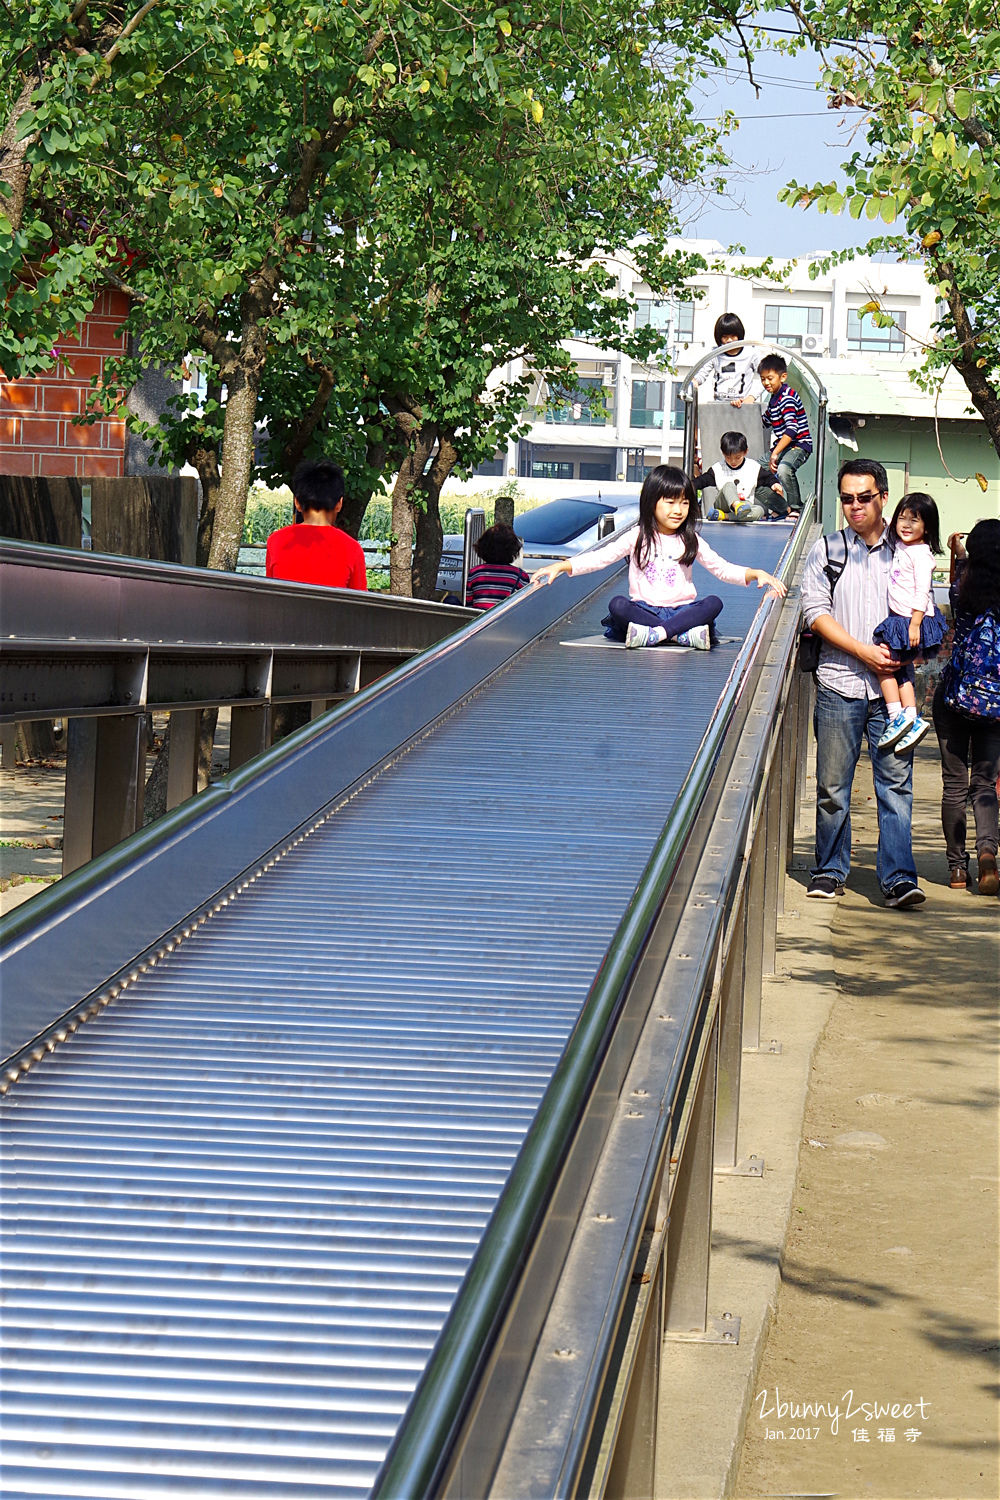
465, 523, 531, 609
758, 355, 812, 516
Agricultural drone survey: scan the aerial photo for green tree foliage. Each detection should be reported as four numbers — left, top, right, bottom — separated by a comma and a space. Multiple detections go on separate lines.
778, 0, 1000, 458
2, 1, 735, 588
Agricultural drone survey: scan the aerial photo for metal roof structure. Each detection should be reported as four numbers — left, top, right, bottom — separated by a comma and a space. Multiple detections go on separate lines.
815, 356, 979, 422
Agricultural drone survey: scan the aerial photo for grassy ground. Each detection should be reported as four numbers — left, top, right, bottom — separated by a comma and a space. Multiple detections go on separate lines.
242, 482, 546, 547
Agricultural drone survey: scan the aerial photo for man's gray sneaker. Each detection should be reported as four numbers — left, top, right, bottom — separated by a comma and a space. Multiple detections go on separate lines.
806, 875, 844, 899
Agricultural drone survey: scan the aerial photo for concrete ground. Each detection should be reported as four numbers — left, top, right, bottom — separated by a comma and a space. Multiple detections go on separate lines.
2, 722, 997, 1499
0, 752, 65, 915
0, 712, 232, 917
657, 740, 999, 1500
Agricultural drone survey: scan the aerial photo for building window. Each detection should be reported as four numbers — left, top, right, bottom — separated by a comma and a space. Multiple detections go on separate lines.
846, 308, 906, 353
580, 459, 613, 482
634, 299, 695, 345
630, 379, 665, 429
474, 456, 505, 477
669, 381, 686, 430
626, 450, 658, 484
545, 374, 613, 426
532, 460, 575, 480
763, 304, 823, 349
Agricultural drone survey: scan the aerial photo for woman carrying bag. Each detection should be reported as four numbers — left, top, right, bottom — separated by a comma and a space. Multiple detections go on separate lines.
932, 519, 1000, 895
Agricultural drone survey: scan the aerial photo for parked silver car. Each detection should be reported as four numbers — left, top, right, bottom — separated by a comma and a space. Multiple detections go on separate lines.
435, 492, 641, 596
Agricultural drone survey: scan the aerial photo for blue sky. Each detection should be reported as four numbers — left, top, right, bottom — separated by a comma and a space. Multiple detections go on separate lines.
684, 14, 877, 257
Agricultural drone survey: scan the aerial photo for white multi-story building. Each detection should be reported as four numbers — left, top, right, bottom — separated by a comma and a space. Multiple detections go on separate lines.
478, 239, 941, 486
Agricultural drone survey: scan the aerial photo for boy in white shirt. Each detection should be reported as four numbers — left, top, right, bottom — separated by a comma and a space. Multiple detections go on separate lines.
693, 431, 787, 522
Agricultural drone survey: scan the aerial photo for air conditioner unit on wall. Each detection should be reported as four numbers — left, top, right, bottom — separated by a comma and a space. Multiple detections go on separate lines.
802, 335, 822, 352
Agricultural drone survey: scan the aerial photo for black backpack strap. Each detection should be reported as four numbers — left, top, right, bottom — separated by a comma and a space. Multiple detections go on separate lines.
822, 527, 849, 600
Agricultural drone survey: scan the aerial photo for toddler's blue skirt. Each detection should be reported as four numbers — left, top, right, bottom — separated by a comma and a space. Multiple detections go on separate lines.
873, 607, 947, 659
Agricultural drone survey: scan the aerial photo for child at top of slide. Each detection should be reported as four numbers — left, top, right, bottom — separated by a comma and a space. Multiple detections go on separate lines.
532, 465, 785, 650
692, 313, 761, 406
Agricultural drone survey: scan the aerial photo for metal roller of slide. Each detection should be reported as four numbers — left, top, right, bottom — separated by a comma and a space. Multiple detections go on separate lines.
0, 527, 795, 1499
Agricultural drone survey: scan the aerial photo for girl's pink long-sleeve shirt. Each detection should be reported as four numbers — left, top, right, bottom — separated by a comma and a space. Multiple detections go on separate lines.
568, 525, 748, 607
887, 540, 935, 617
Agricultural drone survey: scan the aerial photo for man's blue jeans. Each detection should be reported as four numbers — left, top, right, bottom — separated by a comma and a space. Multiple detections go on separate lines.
813, 683, 917, 893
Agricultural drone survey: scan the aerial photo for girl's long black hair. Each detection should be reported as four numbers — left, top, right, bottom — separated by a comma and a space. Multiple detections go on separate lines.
958, 517, 1000, 618
634, 465, 699, 570
888, 492, 942, 554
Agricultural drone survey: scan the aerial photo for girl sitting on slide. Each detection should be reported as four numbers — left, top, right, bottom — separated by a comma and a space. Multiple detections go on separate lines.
532, 465, 785, 650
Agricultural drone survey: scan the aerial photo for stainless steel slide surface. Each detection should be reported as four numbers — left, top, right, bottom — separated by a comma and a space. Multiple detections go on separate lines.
0, 529, 789, 1499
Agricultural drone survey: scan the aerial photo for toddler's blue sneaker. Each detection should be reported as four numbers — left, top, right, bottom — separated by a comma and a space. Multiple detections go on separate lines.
707, 508, 720, 521
877, 711, 910, 750
894, 716, 929, 753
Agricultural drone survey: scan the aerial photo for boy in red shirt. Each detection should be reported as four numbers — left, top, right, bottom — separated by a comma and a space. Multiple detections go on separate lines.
265, 460, 367, 590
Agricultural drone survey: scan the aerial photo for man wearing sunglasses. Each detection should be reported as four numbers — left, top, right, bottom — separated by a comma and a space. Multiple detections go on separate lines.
800, 458, 925, 908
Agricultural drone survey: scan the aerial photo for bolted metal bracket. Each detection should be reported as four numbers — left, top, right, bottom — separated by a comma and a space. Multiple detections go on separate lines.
743, 1037, 782, 1056
665, 1311, 741, 1346
716, 1153, 764, 1178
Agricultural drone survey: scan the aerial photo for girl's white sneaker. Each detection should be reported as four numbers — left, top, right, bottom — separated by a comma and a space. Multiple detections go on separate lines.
625, 622, 654, 648
675, 624, 711, 650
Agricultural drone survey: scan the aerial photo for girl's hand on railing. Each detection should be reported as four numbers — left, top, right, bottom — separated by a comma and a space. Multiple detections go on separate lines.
749, 568, 787, 598
531, 560, 572, 587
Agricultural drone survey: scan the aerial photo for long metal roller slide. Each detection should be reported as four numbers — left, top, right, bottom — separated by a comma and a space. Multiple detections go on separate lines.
0, 528, 789, 1499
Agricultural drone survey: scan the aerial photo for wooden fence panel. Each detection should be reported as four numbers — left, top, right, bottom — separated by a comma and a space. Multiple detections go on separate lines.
0, 476, 81, 548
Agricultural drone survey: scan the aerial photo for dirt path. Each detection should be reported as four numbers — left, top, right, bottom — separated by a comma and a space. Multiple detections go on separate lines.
735, 744, 1000, 1499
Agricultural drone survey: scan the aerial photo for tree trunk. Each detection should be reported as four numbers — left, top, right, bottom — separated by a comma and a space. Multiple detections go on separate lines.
386, 403, 435, 597
206, 322, 267, 572
494, 493, 515, 528
935, 255, 1000, 459
0, 76, 40, 233
412, 431, 458, 599
388, 447, 421, 597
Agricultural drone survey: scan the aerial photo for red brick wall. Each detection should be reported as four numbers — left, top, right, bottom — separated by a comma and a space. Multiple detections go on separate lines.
0, 288, 129, 478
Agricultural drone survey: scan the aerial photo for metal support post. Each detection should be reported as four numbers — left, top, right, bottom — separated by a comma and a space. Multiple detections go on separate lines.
663, 1013, 719, 1336
715, 893, 747, 1171
63, 713, 145, 875
742, 812, 767, 1052
794, 670, 814, 841
762, 761, 782, 978
165, 709, 200, 811
604, 1255, 661, 1500
229, 704, 270, 771
783, 674, 799, 865
93, 714, 145, 858
0, 723, 16, 770
63, 718, 97, 875
777, 704, 793, 913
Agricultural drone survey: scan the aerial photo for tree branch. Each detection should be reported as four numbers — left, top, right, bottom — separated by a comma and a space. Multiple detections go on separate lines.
102, 0, 161, 65
730, 14, 760, 98
279, 355, 336, 476
104, 265, 148, 303
924, 52, 997, 153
